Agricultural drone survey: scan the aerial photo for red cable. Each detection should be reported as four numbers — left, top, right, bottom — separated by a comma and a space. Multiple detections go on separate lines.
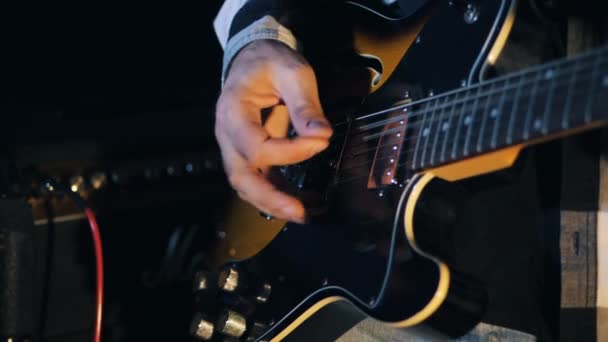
84, 208, 104, 342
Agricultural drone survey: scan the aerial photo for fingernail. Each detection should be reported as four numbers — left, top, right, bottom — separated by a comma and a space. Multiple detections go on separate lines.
307, 120, 330, 130
285, 205, 305, 223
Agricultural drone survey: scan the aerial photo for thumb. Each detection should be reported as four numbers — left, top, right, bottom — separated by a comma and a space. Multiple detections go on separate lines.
277, 65, 333, 139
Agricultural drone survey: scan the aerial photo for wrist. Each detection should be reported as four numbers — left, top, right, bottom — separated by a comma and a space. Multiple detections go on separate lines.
222, 15, 298, 84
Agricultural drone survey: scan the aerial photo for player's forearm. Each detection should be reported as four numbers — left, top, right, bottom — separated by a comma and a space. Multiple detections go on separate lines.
215, 0, 333, 82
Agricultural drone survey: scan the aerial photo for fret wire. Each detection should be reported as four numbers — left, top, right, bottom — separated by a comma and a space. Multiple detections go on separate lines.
477, 81, 496, 152
506, 74, 525, 144
411, 101, 430, 169
561, 58, 582, 129
342, 55, 605, 164
430, 95, 448, 165
583, 53, 603, 122
420, 97, 440, 168
463, 85, 483, 156
451, 88, 471, 159
402, 82, 601, 168
398, 97, 604, 176
452, 79, 602, 152
440, 93, 457, 163
337, 57, 608, 181
348, 56, 607, 141
347, 67, 602, 161
491, 77, 509, 148
352, 73, 604, 171
351, 46, 607, 131
340, 80, 602, 178
541, 65, 559, 134
523, 70, 543, 140
354, 58, 600, 146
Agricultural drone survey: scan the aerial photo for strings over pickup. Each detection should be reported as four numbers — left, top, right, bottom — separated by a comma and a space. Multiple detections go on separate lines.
367, 112, 408, 189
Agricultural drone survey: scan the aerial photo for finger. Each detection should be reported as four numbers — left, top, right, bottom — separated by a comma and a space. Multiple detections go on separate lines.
230, 167, 306, 223
260, 105, 329, 165
218, 100, 272, 164
230, 117, 330, 166
275, 65, 333, 138
218, 136, 307, 223
230, 120, 273, 164
256, 136, 329, 166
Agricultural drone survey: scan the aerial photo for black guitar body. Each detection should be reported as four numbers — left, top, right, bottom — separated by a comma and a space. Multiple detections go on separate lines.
219, 175, 486, 342
196, 1, 520, 341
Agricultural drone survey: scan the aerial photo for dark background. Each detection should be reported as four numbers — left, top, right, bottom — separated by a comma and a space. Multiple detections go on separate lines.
3, 3, 232, 341
6, 3, 224, 120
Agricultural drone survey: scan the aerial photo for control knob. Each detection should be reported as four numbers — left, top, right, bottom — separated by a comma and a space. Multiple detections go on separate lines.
217, 310, 247, 338
190, 313, 215, 341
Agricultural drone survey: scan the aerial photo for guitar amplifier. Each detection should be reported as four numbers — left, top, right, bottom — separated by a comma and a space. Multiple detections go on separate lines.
0, 199, 40, 342
0, 109, 230, 341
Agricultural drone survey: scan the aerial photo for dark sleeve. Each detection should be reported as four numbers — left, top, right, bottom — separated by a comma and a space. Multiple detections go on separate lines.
220, 0, 339, 82
228, 0, 332, 40
228, 0, 430, 38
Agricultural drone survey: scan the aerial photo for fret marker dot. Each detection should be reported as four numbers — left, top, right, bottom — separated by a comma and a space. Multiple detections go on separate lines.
399, 120, 405, 125
392, 145, 398, 151
386, 171, 392, 176
464, 116, 472, 125
602, 75, 608, 88
396, 133, 402, 138
490, 108, 500, 118
403, 108, 408, 112
442, 122, 449, 131
544, 69, 555, 80
422, 128, 430, 136
533, 118, 542, 131
390, 158, 395, 164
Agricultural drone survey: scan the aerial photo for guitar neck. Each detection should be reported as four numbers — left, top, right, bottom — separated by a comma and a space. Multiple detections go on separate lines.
404, 45, 608, 172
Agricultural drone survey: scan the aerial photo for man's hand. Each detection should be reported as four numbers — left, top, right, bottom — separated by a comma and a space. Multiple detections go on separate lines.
215, 40, 333, 223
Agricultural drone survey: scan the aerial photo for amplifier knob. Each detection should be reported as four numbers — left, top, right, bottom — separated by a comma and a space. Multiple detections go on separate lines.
217, 310, 247, 338
190, 313, 215, 340
193, 271, 212, 292
218, 267, 239, 292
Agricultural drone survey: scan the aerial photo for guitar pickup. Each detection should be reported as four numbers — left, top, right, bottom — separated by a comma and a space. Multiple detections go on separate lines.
367, 115, 408, 189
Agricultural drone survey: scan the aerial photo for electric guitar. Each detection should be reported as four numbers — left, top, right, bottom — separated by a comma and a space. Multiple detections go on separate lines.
191, 0, 608, 340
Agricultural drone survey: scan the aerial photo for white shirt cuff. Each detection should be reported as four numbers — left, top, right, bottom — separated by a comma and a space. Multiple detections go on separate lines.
221, 15, 299, 83
213, 0, 248, 49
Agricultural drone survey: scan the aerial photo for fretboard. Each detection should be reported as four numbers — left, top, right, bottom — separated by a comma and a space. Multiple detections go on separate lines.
401, 45, 608, 172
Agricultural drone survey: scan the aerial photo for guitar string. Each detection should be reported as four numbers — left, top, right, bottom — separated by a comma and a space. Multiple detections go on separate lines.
341, 69, 590, 154
339, 81, 601, 178
340, 55, 605, 144
339, 65, 604, 164
333, 77, 604, 184
264, 48, 606, 186
324, 47, 604, 147
348, 45, 607, 130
